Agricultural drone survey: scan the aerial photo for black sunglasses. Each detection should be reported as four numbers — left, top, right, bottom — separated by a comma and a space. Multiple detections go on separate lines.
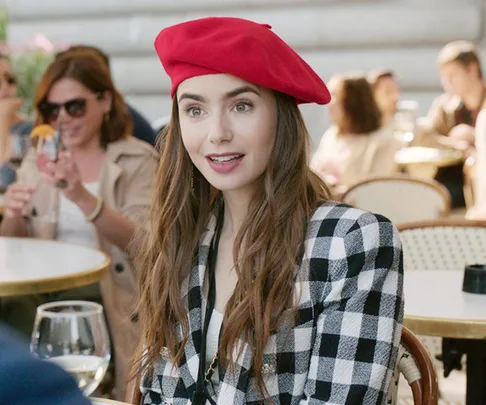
3, 73, 17, 86
38, 93, 103, 122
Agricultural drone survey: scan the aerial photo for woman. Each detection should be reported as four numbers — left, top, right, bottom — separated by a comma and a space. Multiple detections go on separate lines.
0, 52, 157, 400
137, 18, 403, 405
0, 54, 33, 188
311, 73, 402, 190
367, 69, 401, 129
136, 17, 404, 405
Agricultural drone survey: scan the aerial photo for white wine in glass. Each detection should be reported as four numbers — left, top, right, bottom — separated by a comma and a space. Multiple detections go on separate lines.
393, 100, 419, 147
30, 300, 111, 396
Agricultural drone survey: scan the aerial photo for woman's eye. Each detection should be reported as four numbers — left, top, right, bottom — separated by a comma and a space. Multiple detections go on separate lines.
234, 102, 251, 113
187, 107, 203, 117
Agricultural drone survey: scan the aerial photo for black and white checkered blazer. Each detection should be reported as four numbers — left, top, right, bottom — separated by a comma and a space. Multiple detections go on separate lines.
141, 202, 404, 404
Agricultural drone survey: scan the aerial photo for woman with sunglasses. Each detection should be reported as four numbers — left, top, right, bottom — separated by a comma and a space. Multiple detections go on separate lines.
0, 52, 157, 400
0, 54, 33, 189
134, 17, 403, 405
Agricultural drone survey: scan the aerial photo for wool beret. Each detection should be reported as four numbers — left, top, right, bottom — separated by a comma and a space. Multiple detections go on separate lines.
154, 17, 331, 105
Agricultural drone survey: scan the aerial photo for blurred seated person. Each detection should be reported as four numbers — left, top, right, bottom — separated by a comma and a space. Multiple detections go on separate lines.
0, 53, 158, 400
425, 40, 485, 208
0, 54, 33, 190
467, 108, 486, 218
368, 69, 433, 148
56, 45, 158, 147
311, 73, 401, 192
0, 322, 91, 405
368, 69, 401, 128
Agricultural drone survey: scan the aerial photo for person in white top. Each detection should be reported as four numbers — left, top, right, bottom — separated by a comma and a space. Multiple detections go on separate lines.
311, 73, 402, 192
368, 69, 401, 129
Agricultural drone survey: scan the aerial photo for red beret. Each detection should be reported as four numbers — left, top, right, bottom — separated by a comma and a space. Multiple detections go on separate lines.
154, 17, 331, 105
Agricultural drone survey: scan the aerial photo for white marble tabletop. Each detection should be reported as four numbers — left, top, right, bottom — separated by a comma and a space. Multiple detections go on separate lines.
395, 147, 462, 165
395, 147, 464, 179
0, 237, 110, 297
404, 270, 486, 339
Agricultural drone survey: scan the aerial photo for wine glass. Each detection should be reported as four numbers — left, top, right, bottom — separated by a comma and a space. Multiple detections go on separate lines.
30, 301, 111, 396
35, 133, 58, 174
393, 100, 419, 147
9, 130, 31, 167
35, 128, 68, 189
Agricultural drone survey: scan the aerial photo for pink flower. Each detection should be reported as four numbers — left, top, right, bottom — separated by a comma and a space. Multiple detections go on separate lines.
31, 33, 55, 52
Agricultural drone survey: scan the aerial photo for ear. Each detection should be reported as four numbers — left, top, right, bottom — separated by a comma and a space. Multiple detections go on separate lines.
101, 91, 113, 113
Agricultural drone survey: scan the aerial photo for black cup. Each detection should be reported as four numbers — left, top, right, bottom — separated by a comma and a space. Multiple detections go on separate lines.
462, 264, 486, 295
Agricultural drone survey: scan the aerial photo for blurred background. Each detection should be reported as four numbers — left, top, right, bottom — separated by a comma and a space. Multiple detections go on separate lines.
1, 0, 485, 148
2, 2, 486, 405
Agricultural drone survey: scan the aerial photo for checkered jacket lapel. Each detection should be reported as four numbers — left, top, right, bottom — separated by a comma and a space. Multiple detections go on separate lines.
176, 213, 218, 400
141, 202, 404, 405
176, 213, 256, 403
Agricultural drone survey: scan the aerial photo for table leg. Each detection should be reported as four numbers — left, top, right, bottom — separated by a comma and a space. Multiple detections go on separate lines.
465, 340, 486, 405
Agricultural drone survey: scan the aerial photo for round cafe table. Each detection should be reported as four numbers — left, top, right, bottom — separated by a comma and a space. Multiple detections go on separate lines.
395, 146, 463, 180
0, 237, 110, 297
404, 270, 486, 405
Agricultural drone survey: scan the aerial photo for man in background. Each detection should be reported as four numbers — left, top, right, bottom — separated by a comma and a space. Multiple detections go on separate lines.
426, 40, 485, 208
56, 45, 158, 147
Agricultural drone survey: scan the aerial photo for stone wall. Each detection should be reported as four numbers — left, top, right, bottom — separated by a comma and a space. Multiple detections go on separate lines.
4, 0, 485, 145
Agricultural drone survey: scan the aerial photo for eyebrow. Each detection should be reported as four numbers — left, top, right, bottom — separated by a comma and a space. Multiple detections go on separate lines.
223, 86, 261, 100
178, 85, 262, 103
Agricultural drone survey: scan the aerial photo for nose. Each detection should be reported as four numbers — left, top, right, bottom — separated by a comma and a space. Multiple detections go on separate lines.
57, 106, 73, 122
50, 107, 72, 127
207, 112, 232, 144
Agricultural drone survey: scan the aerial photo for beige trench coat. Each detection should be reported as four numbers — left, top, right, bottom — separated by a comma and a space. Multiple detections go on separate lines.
16, 136, 158, 400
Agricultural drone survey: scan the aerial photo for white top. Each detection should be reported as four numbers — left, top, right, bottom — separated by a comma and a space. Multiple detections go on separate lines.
0, 237, 108, 295
57, 182, 99, 249
311, 126, 401, 188
404, 270, 486, 322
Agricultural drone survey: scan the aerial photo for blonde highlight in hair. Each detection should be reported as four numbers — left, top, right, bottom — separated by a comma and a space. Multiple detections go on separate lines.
135, 91, 330, 395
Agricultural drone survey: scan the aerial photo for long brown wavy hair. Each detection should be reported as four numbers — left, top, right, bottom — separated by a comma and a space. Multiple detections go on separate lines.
135, 91, 330, 394
33, 51, 132, 148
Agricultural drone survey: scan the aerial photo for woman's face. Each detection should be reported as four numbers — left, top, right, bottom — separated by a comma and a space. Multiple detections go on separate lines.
0, 58, 17, 99
373, 76, 400, 117
177, 74, 277, 194
42, 77, 112, 149
327, 80, 344, 125
439, 61, 478, 98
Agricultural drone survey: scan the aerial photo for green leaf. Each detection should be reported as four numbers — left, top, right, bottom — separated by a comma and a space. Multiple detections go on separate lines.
11, 51, 55, 117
